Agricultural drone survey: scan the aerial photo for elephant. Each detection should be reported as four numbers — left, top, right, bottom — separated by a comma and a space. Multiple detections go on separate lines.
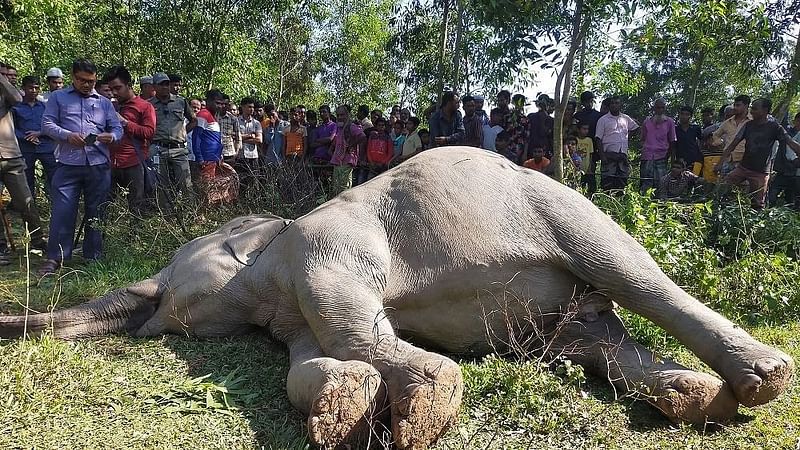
0, 147, 793, 450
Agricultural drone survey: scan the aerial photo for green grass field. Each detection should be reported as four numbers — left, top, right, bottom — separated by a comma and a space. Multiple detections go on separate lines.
1, 191, 799, 449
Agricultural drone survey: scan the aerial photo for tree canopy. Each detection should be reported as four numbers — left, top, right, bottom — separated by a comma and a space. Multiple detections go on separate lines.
1, 0, 798, 116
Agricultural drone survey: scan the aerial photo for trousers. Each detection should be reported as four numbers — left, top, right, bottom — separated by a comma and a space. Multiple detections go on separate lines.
112, 165, 145, 214
47, 163, 111, 261
150, 145, 194, 211
0, 157, 44, 247
21, 150, 57, 201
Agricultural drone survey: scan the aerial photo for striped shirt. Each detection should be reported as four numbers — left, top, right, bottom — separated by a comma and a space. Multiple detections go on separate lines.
192, 109, 222, 162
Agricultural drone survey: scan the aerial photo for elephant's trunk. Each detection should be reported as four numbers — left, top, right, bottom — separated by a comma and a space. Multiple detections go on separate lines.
0, 281, 160, 340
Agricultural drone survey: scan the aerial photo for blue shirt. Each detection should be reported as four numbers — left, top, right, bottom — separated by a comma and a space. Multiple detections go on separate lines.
12, 100, 55, 154
263, 121, 288, 164
41, 86, 123, 166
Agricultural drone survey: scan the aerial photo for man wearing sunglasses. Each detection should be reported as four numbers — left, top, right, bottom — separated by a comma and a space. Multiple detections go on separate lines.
38, 58, 123, 276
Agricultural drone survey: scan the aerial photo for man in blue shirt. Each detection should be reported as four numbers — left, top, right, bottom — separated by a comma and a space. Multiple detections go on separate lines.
38, 59, 123, 275
12, 76, 57, 200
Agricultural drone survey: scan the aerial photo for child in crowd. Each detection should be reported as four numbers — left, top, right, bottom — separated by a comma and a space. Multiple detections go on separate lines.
658, 159, 702, 200
366, 117, 393, 178
575, 123, 596, 193
523, 146, 552, 175
495, 130, 516, 161
482, 108, 505, 151
399, 117, 424, 163
565, 135, 580, 171
392, 120, 406, 161
418, 128, 430, 149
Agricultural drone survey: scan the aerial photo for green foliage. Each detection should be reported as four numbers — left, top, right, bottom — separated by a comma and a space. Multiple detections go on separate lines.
461, 355, 590, 435
595, 189, 800, 324
319, 0, 399, 107
590, 60, 646, 98
145, 370, 259, 415
610, 0, 780, 115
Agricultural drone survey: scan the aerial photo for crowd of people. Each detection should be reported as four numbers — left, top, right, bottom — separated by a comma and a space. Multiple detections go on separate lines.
1, 57, 800, 276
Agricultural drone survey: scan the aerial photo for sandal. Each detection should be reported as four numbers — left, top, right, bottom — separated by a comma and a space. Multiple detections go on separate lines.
36, 259, 61, 277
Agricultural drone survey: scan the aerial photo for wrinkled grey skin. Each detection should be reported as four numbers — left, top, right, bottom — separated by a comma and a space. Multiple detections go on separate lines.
0, 148, 794, 450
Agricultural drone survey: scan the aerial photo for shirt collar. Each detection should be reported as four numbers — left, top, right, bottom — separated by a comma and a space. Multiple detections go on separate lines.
65, 85, 100, 98
153, 94, 176, 104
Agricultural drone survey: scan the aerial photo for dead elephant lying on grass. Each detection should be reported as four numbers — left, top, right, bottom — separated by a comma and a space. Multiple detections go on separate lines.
1, 148, 793, 449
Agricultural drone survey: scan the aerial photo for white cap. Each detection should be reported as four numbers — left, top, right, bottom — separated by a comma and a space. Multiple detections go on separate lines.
46, 67, 64, 78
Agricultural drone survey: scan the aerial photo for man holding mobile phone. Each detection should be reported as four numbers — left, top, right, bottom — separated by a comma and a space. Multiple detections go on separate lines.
38, 58, 123, 276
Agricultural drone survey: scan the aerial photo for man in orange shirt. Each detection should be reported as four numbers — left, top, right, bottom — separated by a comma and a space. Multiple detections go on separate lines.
283, 107, 307, 159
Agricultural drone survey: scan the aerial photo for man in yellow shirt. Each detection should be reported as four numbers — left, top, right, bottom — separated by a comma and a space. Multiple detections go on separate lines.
711, 95, 750, 176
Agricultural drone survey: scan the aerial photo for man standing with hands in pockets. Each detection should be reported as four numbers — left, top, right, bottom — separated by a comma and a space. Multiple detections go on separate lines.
37, 58, 122, 276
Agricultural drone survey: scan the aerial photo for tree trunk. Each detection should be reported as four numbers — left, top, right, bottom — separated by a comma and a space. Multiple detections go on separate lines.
576, 28, 587, 93
434, 0, 451, 104
450, 0, 464, 91
773, 26, 800, 122
688, 51, 706, 108
552, 0, 588, 183
205, 0, 231, 91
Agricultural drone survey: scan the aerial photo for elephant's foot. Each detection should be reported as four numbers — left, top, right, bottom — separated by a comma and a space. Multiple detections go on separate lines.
308, 361, 385, 449
547, 310, 743, 425
722, 343, 794, 407
390, 359, 464, 450
647, 369, 738, 424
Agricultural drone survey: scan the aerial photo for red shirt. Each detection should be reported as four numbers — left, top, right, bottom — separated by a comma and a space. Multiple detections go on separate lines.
110, 96, 156, 169
367, 132, 393, 165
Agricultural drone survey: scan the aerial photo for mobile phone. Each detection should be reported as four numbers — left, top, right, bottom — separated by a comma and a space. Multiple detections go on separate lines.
84, 133, 98, 145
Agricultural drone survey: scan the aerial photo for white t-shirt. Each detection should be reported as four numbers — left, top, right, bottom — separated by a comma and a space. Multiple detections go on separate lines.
482, 124, 504, 151
595, 112, 639, 154
239, 116, 263, 159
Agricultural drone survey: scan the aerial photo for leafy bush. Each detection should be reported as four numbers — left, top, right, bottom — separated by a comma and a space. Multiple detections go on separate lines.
594, 188, 800, 325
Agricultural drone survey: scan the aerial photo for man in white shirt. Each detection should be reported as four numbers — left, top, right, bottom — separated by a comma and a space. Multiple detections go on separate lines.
595, 96, 639, 191
482, 108, 505, 151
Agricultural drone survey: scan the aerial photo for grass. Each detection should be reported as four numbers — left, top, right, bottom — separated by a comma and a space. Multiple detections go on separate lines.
1, 186, 799, 449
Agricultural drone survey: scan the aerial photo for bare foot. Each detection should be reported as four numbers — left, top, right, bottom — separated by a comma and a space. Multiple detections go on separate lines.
648, 369, 739, 424
308, 362, 385, 448
391, 360, 463, 450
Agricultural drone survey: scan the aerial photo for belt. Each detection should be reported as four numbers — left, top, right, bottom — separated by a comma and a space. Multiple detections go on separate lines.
153, 141, 186, 149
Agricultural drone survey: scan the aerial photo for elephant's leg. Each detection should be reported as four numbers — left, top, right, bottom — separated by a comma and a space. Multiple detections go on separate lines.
298, 274, 463, 450
286, 329, 386, 448
566, 233, 794, 407
549, 308, 739, 424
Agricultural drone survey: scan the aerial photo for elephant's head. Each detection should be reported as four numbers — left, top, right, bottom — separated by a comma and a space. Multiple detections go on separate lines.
0, 214, 292, 340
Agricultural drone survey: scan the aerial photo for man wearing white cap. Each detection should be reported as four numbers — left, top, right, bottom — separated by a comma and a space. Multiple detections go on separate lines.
41, 67, 64, 103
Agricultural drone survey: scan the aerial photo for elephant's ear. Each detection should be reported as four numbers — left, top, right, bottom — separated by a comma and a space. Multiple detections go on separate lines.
222, 216, 293, 266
